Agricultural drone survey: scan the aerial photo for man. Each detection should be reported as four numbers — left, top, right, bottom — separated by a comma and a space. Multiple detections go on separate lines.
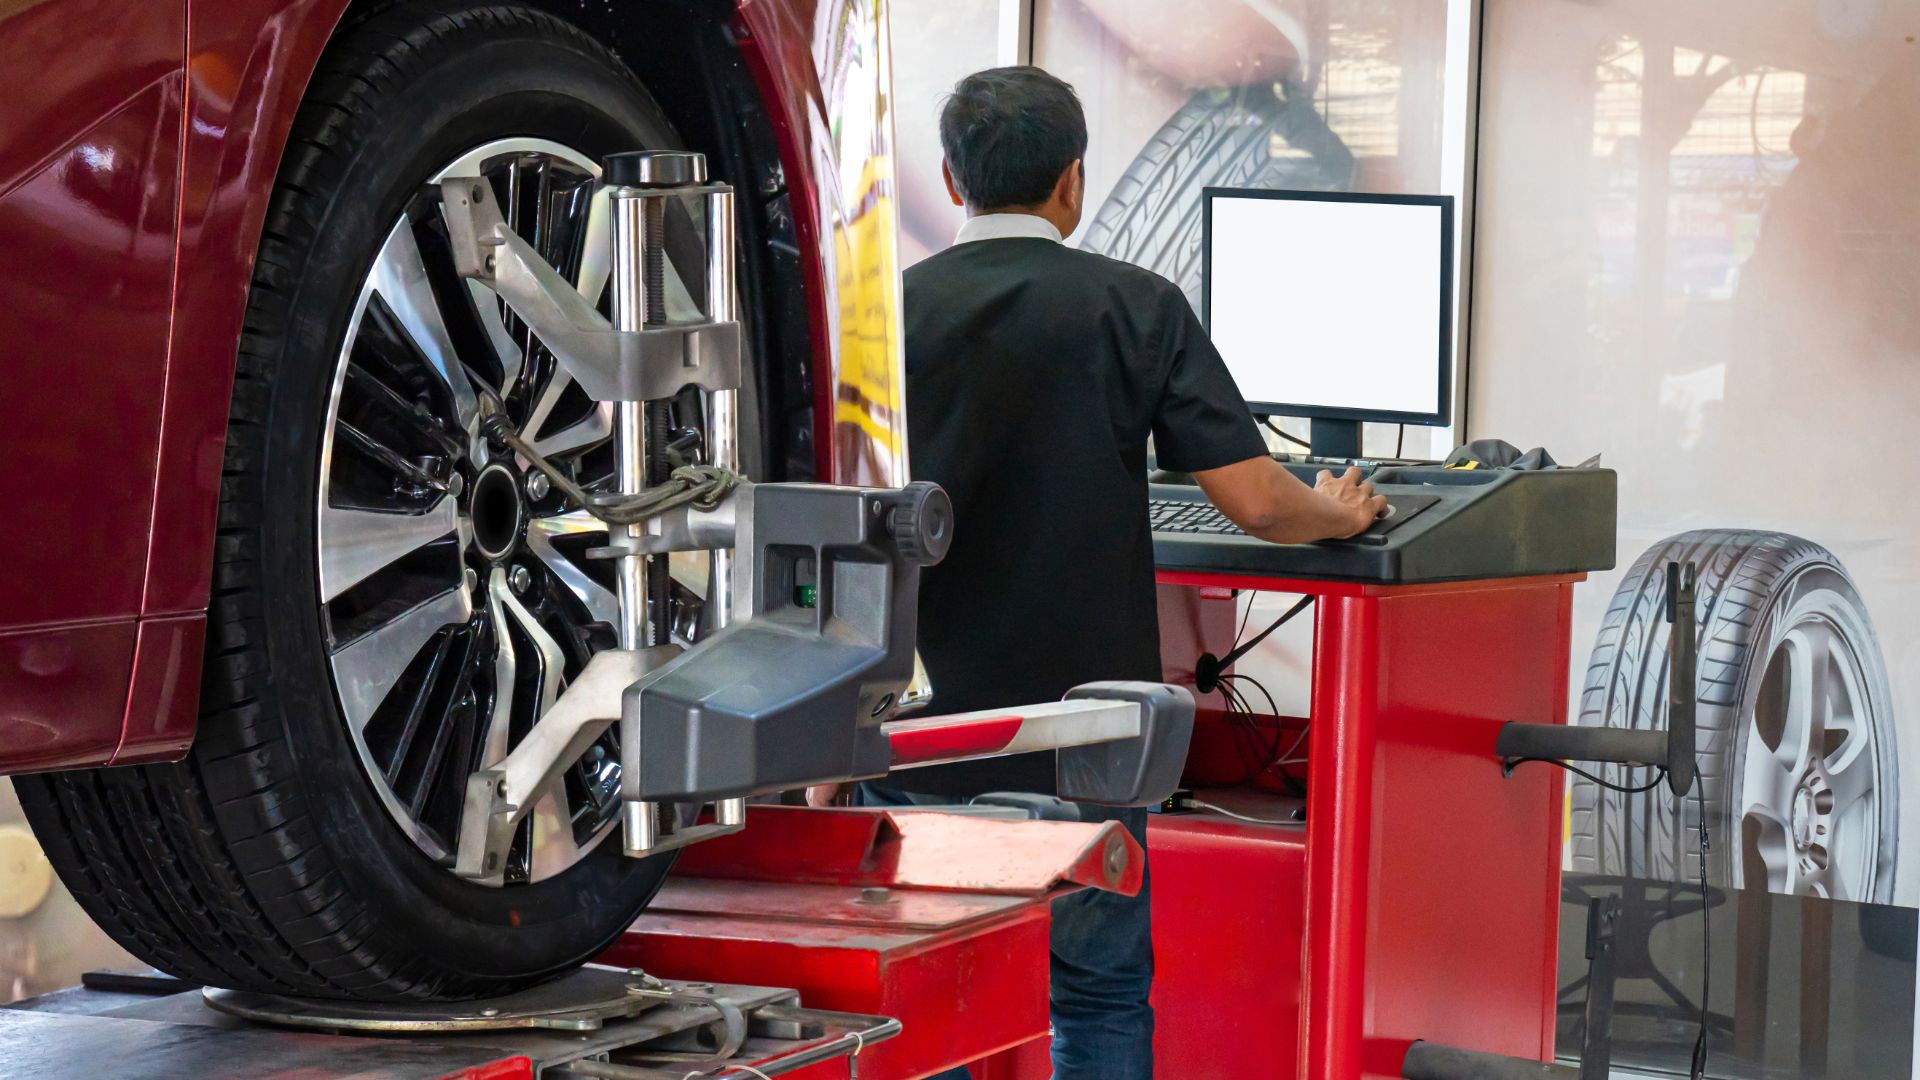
866, 67, 1383, 1078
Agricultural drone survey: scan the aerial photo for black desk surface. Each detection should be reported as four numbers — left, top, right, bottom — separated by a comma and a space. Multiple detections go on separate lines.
1151, 464, 1617, 585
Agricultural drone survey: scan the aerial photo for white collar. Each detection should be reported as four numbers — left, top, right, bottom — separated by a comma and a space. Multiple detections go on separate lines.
954, 212, 1064, 245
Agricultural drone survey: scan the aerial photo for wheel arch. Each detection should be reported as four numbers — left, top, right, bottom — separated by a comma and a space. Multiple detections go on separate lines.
118, 0, 816, 770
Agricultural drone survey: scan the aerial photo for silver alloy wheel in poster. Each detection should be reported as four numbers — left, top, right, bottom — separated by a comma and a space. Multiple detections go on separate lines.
316, 139, 632, 885
1735, 567, 1894, 900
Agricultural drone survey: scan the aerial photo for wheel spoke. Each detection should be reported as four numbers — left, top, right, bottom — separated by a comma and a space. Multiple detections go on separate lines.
369, 219, 480, 444
344, 365, 467, 459
468, 280, 528, 394
481, 568, 518, 768
1827, 747, 1875, 822
496, 568, 567, 716
319, 497, 459, 603
334, 418, 451, 494
520, 367, 614, 459
1742, 806, 1797, 892
1782, 623, 1835, 772
533, 402, 614, 459
332, 587, 474, 733
527, 511, 618, 625
1741, 722, 1800, 827
382, 629, 459, 782
576, 186, 612, 303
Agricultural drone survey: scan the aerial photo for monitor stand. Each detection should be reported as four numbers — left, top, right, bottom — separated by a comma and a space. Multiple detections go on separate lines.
1309, 418, 1362, 460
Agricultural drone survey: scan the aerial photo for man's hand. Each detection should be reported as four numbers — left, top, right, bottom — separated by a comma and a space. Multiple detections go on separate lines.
1191, 455, 1387, 544
1315, 467, 1388, 538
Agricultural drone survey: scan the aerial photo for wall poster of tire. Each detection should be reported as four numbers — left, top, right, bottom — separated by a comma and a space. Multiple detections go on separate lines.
887, 0, 1920, 1075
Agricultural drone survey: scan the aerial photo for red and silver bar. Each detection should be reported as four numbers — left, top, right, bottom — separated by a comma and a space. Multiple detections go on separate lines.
881, 698, 1144, 771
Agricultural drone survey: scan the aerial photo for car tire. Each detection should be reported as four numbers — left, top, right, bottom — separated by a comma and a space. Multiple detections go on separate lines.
1078, 81, 1355, 310
17, 0, 693, 1000
1569, 530, 1898, 903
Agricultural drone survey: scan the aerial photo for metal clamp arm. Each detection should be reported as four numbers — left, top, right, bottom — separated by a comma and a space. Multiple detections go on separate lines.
437, 178, 740, 403
454, 647, 679, 883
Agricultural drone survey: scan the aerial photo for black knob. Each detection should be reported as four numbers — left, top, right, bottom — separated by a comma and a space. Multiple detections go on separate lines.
603, 150, 707, 189
888, 482, 953, 566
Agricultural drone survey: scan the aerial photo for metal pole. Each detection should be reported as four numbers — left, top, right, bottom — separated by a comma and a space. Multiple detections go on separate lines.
705, 187, 748, 831
609, 184, 659, 854
705, 188, 739, 630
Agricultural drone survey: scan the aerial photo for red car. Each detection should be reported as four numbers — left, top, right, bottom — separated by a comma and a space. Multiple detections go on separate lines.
0, 0, 903, 1000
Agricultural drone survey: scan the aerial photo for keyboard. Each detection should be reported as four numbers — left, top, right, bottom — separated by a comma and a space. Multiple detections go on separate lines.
1149, 499, 1244, 535
1148, 497, 1412, 539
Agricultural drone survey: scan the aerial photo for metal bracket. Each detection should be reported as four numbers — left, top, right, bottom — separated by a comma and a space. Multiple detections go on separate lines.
437, 177, 741, 403
1578, 896, 1619, 1080
455, 646, 680, 883
620, 803, 747, 860
1493, 559, 1699, 797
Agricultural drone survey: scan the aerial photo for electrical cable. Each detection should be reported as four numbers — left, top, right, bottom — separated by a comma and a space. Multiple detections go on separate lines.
1691, 763, 1711, 1080
1503, 757, 1669, 794
1217, 682, 1266, 780
1233, 591, 1255, 650
1395, 424, 1405, 459
1185, 798, 1297, 827
1200, 594, 1316, 791
1263, 416, 1311, 450
1218, 670, 1308, 794
1215, 595, 1314, 670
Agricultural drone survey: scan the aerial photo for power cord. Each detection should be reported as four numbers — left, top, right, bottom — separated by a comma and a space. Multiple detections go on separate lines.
1502, 756, 1669, 794
1691, 766, 1711, 1080
1262, 416, 1311, 450
1198, 595, 1315, 790
1197, 595, 1314, 687
1183, 797, 1297, 826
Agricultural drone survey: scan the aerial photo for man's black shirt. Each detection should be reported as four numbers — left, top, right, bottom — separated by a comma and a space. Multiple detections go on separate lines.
901, 235, 1268, 796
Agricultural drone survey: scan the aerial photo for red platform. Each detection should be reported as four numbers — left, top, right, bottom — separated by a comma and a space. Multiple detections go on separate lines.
601, 805, 1145, 1080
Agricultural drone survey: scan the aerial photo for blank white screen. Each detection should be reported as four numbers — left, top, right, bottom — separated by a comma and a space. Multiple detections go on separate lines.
1207, 194, 1444, 417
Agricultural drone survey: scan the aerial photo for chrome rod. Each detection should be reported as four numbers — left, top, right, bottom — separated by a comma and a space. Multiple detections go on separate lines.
608, 187, 651, 652
705, 188, 740, 631
705, 188, 747, 830
622, 799, 657, 853
610, 185, 660, 856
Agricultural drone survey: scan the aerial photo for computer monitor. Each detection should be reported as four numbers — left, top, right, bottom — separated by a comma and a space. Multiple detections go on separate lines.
1202, 188, 1454, 459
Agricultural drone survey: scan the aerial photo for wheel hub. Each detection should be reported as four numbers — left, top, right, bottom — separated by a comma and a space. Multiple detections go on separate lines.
1791, 784, 1816, 850
471, 463, 525, 560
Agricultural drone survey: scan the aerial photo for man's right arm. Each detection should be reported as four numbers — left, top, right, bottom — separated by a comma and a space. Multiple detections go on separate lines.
1192, 457, 1386, 544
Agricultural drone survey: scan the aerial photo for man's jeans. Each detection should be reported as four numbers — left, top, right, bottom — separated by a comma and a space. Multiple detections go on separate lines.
854, 783, 1154, 1080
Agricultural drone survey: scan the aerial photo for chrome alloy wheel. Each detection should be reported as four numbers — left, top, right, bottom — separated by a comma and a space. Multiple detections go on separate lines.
316, 139, 647, 885
1738, 584, 1888, 900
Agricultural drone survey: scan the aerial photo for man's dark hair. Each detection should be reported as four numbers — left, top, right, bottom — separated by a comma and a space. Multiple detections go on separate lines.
939, 66, 1087, 211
